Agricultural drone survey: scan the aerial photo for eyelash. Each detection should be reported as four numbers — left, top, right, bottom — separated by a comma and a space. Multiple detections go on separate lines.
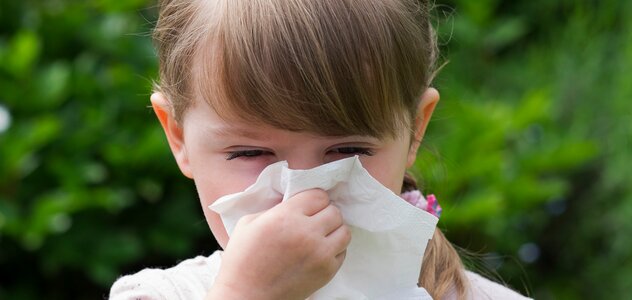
330, 147, 374, 156
225, 147, 374, 160
225, 150, 270, 160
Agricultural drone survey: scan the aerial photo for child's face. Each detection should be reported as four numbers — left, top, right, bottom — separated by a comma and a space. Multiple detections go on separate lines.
152, 89, 438, 249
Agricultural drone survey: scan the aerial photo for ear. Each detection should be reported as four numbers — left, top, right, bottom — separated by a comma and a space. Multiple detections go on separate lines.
406, 88, 440, 168
151, 92, 193, 178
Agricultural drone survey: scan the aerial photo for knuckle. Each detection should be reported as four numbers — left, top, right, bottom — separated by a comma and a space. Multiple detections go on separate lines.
312, 188, 329, 199
305, 189, 329, 204
324, 255, 340, 276
330, 204, 343, 220
341, 225, 352, 244
336, 250, 347, 264
258, 212, 286, 234
275, 212, 293, 228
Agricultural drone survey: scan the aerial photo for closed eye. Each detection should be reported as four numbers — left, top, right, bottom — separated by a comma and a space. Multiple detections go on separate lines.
225, 149, 272, 160
329, 147, 374, 156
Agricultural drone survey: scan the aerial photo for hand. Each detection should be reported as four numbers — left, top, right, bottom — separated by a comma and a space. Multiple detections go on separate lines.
208, 189, 351, 300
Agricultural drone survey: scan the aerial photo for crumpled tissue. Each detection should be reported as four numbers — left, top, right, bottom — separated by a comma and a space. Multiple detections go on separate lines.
209, 156, 438, 299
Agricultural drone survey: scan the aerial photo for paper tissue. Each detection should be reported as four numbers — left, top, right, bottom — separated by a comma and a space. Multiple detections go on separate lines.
209, 156, 438, 299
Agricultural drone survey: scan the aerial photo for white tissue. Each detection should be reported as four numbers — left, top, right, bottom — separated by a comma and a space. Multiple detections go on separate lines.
209, 156, 437, 299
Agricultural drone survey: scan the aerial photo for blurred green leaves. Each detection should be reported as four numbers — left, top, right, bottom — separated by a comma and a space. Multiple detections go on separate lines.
414, 88, 596, 224
0, 1, 212, 299
0, 30, 41, 77
420, 0, 632, 298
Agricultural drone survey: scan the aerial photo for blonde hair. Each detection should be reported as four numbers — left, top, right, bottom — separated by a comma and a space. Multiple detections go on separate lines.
153, 0, 467, 298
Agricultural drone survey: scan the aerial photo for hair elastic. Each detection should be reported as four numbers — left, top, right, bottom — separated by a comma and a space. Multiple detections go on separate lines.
400, 190, 442, 218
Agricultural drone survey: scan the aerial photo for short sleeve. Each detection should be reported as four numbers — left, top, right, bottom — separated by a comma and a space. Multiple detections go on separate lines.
109, 252, 222, 300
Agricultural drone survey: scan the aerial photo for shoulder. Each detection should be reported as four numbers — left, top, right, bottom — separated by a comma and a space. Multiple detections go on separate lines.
462, 270, 532, 300
109, 251, 222, 300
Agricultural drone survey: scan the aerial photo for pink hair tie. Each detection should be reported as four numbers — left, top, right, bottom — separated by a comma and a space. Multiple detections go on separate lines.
400, 190, 442, 218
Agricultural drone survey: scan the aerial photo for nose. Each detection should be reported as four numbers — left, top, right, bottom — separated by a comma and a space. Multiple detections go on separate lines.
285, 155, 323, 170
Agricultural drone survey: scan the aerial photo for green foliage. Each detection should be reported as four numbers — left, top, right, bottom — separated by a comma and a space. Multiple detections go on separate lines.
0, 0, 630, 299
0, 2, 215, 299
414, 0, 632, 298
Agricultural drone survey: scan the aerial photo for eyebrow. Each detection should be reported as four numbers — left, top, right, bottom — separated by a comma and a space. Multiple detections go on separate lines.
208, 126, 268, 140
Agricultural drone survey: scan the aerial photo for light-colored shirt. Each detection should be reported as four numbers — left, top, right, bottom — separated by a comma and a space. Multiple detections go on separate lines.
109, 251, 532, 299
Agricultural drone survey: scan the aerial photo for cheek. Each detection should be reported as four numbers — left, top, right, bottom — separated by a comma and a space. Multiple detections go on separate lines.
188, 158, 263, 248
371, 167, 406, 194
192, 165, 263, 212
362, 139, 411, 194
187, 147, 264, 202
361, 157, 407, 195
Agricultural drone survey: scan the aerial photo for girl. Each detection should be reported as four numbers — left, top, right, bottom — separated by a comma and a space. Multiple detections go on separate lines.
111, 0, 531, 299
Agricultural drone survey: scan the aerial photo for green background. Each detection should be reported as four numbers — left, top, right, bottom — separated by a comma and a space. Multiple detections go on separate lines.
1, 0, 630, 299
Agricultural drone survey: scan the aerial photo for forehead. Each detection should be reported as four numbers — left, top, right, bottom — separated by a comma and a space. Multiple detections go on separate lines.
183, 98, 393, 146
183, 98, 280, 140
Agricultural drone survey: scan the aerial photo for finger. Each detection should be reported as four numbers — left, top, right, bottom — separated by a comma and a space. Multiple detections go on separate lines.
326, 224, 352, 256
285, 189, 330, 216
312, 203, 344, 235
332, 249, 347, 272
335, 250, 347, 264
